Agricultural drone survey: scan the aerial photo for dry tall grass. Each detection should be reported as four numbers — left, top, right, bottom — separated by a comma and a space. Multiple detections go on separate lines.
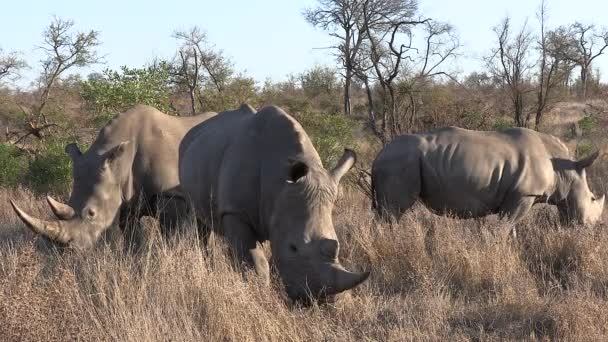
1, 184, 608, 341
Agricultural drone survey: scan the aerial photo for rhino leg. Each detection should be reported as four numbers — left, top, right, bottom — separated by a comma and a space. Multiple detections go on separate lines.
498, 193, 536, 238
196, 218, 212, 247
119, 205, 145, 251
221, 214, 270, 285
373, 163, 420, 223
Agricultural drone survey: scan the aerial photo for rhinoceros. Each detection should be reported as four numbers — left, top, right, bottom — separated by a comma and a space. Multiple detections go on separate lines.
179, 104, 370, 301
11, 105, 216, 249
372, 126, 605, 226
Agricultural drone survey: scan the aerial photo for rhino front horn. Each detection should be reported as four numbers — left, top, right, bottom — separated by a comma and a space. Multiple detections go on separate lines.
46, 196, 75, 220
10, 201, 72, 244
331, 263, 370, 294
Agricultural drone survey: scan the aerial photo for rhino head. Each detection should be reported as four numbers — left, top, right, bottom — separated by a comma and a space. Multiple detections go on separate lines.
11, 141, 132, 249
553, 151, 605, 225
270, 149, 370, 302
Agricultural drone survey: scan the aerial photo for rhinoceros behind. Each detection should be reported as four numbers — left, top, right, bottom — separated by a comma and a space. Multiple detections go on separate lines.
179, 104, 369, 301
372, 127, 604, 225
11, 105, 216, 249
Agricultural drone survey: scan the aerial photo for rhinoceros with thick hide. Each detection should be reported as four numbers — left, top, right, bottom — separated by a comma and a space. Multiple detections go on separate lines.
179, 104, 369, 301
372, 127, 604, 225
11, 105, 216, 249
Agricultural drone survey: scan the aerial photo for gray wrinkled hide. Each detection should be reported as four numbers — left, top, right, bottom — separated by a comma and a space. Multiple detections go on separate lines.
179, 104, 368, 301
12, 105, 216, 249
372, 127, 604, 226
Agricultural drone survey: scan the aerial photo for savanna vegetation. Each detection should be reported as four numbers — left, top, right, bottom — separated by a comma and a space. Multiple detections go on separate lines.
1, 0, 608, 340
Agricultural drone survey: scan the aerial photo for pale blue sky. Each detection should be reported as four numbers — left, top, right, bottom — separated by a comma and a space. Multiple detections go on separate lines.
1, 0, 607, 87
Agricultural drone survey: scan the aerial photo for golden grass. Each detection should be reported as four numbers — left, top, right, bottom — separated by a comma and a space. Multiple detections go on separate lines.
1, 186, 608, 341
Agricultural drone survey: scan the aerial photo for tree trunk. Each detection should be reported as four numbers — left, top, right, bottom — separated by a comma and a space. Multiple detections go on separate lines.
580, 66, 588, 99
343, 69, 352, 116
188, 86, 196, 115
362, 78, 380, 139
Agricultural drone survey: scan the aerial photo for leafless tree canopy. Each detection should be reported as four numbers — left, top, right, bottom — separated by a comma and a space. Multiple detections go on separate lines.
37, 16, 101, 117
533, 0, 560, 130
304, 0, 419, 117
172, 26, 233, 114
486, 17, 535, 128
554, 22, 608, 99
0, 49, 27, 82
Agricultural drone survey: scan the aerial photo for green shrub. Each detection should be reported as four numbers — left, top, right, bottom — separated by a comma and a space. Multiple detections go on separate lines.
293, 111, 358, 167
82, 63, 173, 125
0, 143, 27, 188
492, 117, 513, 131
576, 140, 594, 159
26, 140, 72, 195
578, 116, 596, 135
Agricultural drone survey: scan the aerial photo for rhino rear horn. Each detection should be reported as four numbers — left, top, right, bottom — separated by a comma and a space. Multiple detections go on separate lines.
576, 150, 600, 170
10, 201, 72, 244
330, 149, 357, 183
46, 196, 75, 220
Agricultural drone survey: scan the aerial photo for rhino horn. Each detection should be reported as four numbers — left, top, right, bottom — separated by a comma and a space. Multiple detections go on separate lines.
46, 196, 75, 220
10, 201, 71, 244
330, 263, 370, 294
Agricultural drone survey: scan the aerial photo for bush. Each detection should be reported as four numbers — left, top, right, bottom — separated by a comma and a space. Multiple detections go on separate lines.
578, 116, 596, 135
576, 140, 594, 159
293, 111, 358, 167
26, 140, 73, 195
492, 117, 513, 131
0, 144, 27, 188
82, 63, 173, 125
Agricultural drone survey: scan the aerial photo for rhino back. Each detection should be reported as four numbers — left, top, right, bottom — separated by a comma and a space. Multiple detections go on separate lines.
180, 105, 322, 239
378, 127, 558, 217
86, 105, 214, 197
179, 107, 255, 227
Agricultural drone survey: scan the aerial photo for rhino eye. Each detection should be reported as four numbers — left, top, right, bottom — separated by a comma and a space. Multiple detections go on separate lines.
289, 244, 298, 253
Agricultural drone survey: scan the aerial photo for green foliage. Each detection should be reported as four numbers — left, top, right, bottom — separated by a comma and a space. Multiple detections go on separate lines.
26, 139, 73, 195
300, 66, 340, 98
578, 116, 596, 135
462, 111, 484, 128
576, 140, 594, 159
293, 111, 358, 166
492, 117, 513, 131
82, 63, 173, 125
0, 144, 27, 188
201, 75, 258, 112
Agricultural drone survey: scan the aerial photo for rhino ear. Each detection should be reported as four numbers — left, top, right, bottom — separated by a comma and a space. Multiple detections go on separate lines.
330, 149, 356, 183
576, 150, 599, 170
287, 159, 309, 184
104, 141, 130, 164
65, 143, 82, 161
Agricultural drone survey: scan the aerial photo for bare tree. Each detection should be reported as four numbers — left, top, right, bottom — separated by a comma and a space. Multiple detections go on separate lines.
37, 16, 101, 119
0, 48, 27, 81
533, 0, 560, 130
559, 22, 608, 99
487, 17, 535, 127
546, 27, 577, 92
304, 0, 417, 116
362, 6, 458, 143
172, 26, 233, 114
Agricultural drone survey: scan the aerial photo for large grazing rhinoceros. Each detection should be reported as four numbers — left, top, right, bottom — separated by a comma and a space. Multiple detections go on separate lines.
11, 105, 216, 249
372, 126, 605, 226
179, 104, 370, 301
